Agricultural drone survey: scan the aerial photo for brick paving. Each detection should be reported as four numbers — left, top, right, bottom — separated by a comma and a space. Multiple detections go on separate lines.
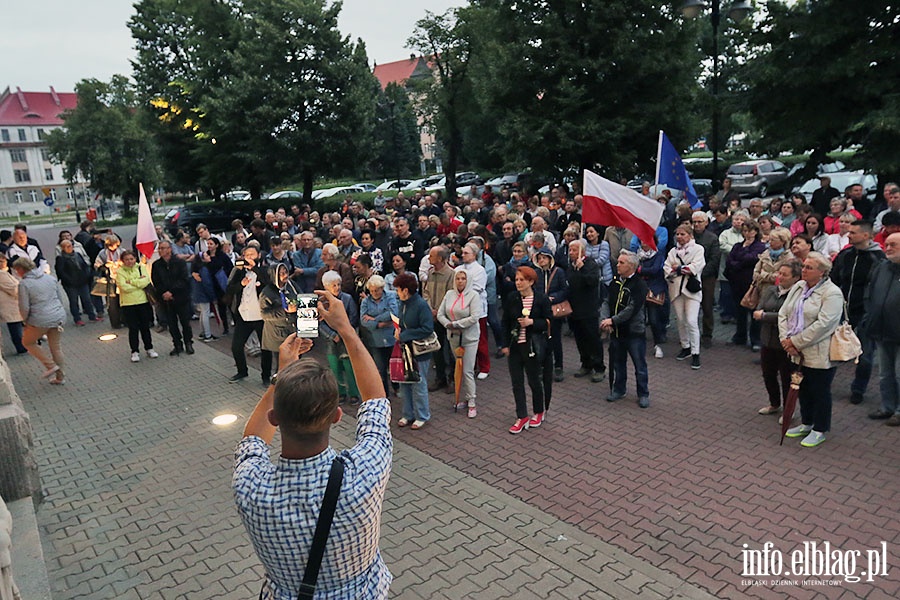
7, 320, 716, 599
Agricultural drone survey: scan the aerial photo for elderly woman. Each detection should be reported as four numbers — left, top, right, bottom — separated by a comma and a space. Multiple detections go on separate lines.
823, 198, 861, 235
359, 275, 399, 397
437, 268, 481, 418
725, 218, 766, 350
778, 252, 844, 447
638, 237, 667, 359
0, 254, 27, 354
501, 266, 553, 434
664, 223, 706, 369
259, 263, 298, 365
753, 259, 802, 415
533, 247, 568, 381
555, 225, 580, 270
13, 257, 67, 384
752, 227, 793, 300
115, 250, 158, 362
320, 270, 361, 404
499, 241, 531, 302
394, 272, 434, 430
790, 234, 813, 263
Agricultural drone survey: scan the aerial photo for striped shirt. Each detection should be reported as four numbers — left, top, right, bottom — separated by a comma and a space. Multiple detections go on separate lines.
233, 398, 393, 599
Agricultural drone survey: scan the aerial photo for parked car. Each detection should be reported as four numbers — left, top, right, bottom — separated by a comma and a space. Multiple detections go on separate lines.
315, 186, 366, 199
783, 160, 846, 193
268, 190, 303, 201
164, 204, 253, 236
425, 171, 480, 192
726, 160, 790, 198
795, 171, 878, 202
223, 189, 250, 201
353, 183, 378, 193
375, 179, 411, 192
403, 175, 443, 191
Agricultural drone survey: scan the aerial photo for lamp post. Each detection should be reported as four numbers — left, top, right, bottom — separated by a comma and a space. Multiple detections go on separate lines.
680, 0, 752, 190
388, 100, 401, 192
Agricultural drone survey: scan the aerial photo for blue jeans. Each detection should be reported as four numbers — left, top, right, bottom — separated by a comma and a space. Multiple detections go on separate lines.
609, 335, 649, 399
401, 357, 431, 422
64, 284, 96, 322
850, 327, 876, 396
876, 341, 900, 415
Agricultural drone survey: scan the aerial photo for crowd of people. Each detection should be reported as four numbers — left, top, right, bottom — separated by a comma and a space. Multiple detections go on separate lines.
1, 178, 899, 444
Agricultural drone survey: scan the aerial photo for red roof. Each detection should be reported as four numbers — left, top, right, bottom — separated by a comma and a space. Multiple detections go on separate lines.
0, 86, 77, 127
373, 56, 429, 90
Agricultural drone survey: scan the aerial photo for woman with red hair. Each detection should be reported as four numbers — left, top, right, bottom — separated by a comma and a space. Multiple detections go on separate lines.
500, 265, 553, 434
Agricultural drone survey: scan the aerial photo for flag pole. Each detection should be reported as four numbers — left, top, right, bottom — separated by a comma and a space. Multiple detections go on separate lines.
654, 130, 663, 194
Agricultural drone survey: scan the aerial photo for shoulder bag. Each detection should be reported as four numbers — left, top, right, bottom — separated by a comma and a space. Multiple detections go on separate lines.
677, 255, 702, 294
259, 457, 345, 600
830, 303, 862, 363
739, 282, 760, 309
139, 265, 158, 305
546, 268, 573, 318
411, 331, 440, 356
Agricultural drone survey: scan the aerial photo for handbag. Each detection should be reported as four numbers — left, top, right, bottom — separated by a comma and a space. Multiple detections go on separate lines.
740, 282, 760, 309
545, 269, 572, 318
830, 303, 862, 363
139, 265, 158, 305
411, 331, 441, 356
677, 255, 702, 293
258, 457, 344, 600
646, 291, 666, 306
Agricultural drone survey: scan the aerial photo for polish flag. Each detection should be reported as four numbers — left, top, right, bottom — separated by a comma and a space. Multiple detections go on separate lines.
582, 169, 665, 250
135, 183, 158, 260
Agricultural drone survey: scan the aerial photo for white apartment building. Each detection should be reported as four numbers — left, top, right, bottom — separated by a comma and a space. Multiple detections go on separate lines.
0, 86, 86, 218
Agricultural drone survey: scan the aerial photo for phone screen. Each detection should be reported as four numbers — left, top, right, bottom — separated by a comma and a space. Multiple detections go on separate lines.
295, 293, 319, 338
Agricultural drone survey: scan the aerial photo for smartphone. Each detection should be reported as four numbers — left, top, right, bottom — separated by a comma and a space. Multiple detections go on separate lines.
295, 293, 319, 338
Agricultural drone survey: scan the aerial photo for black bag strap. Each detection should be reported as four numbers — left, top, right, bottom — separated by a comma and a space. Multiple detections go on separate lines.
297, 456, 344, 600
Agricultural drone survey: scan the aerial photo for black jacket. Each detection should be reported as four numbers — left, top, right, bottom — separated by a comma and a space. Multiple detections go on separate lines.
390, 233, 425, 274
864, 259, 900, 343
502, 290, 552, 355
694, 229, 721, 279
603, 274, 648, 338
539, 265, 568, 306
151, 256, 191, 304
225, 263, 269, 314
566, 256, 600, 319
55, 252, 92, 288
832, 242, 884, 327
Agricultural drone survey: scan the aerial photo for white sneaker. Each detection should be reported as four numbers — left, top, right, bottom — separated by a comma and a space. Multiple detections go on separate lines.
147, 349, 159, 359
130, 352, 141, 363
800, 430, 826, 447
654, 345, 664, 359
784, 424, 812, 438
477, 372, 489, 380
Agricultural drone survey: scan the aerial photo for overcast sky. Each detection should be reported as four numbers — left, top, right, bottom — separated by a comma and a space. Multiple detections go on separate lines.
1, 0, 464, 92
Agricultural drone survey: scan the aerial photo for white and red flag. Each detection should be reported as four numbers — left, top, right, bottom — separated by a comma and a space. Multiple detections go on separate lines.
582, 169, 665, 250
135, 183, 159, 260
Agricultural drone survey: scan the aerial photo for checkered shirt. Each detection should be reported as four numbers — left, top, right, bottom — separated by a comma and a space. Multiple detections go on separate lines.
233, 398, 392, 600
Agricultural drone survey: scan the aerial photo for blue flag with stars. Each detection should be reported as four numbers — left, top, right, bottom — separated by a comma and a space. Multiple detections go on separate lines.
656, 131, 700, 209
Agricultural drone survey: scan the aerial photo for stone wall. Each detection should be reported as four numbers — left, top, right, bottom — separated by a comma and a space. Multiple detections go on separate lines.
0, 353, 41, 503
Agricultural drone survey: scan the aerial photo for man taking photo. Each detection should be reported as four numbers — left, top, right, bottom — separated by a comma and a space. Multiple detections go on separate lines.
233, 288, 392, 599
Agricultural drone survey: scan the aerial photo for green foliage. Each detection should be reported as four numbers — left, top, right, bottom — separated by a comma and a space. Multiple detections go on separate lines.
469, 0, 702, 183
740, 0, 900, 178
371, 82, 421, 179
45, 76, 161, 213
130, 0, 378, 201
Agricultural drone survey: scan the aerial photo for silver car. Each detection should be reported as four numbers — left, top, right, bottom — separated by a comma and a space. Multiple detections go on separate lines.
726, 160, 789, 198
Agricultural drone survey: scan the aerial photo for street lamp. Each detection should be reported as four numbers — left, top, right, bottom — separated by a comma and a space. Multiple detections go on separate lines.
388, 100, 401, 192
680, 0, 752, 190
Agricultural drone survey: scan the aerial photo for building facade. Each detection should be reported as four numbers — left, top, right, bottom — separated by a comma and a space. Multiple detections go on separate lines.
373, 55, 440, 176
0, 86, 85, 218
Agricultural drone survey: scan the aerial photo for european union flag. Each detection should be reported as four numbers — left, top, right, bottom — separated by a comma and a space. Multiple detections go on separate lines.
656, 131, 700, 209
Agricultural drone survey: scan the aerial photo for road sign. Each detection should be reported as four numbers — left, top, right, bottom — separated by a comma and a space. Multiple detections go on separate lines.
44, 197, 55, 207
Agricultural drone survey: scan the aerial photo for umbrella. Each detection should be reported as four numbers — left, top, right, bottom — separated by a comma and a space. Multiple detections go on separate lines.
454, 344, 465, 411
780, 358, 804, 445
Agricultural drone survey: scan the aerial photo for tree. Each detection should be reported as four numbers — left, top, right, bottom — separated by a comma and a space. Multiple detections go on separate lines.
130, 0, 242, 197
46, 76, 160, 214
203, 0, 378, 201
739, 0, 900, 180
469, 0, 702, 183
408, 9, 480, 199
372, 82, 421, 181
